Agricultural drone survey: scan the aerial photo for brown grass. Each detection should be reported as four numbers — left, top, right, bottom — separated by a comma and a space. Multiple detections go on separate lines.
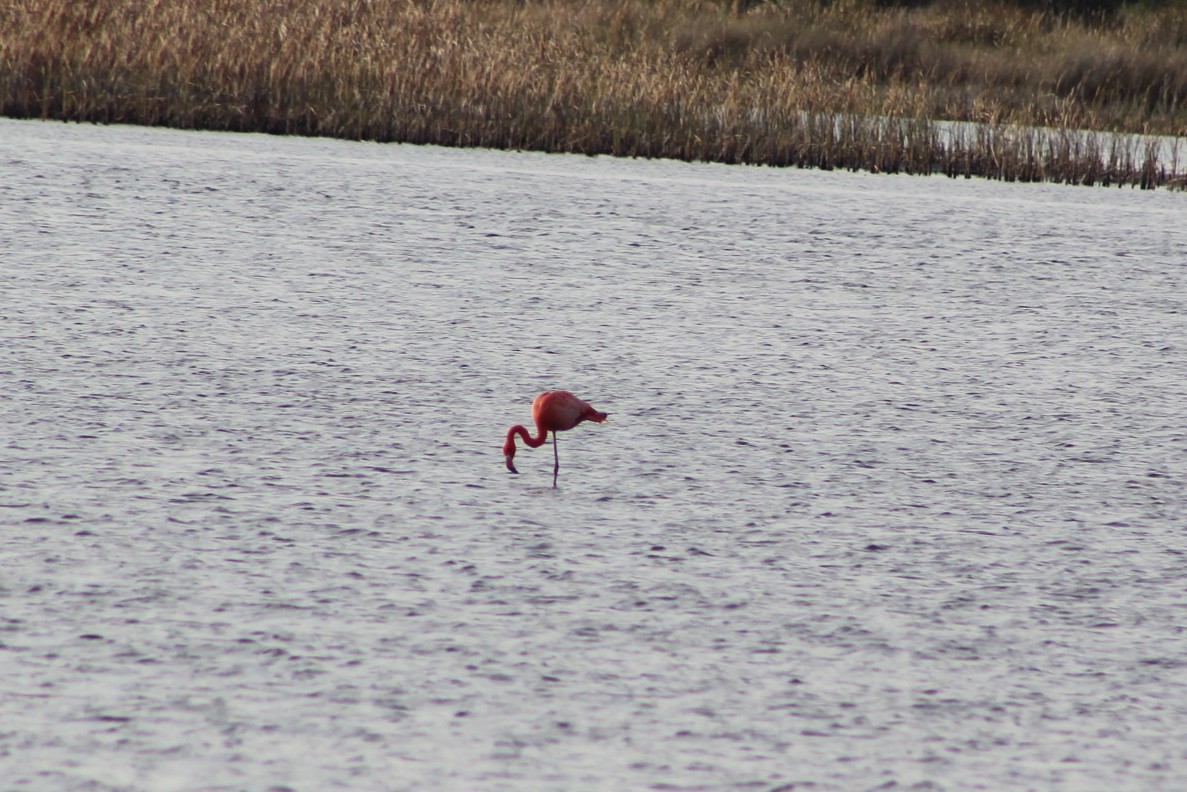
1, 0, 1185, 188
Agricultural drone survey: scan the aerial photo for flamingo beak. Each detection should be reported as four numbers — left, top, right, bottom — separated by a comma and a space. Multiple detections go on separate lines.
505, 453, 519, 474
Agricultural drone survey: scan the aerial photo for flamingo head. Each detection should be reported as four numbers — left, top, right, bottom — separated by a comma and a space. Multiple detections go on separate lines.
503, 437, 519, 474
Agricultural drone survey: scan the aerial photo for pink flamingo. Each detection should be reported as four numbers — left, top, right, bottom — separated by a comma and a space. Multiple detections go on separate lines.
503, 390, 608, 487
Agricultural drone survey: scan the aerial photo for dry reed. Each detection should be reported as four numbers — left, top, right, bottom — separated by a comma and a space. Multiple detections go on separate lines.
1, 0, 1184, 188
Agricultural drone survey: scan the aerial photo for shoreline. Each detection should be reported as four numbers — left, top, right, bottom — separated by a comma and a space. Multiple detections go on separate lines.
9, 111, 1183, 192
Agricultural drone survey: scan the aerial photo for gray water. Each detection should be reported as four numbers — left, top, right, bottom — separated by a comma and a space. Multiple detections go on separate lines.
3, 117, 1187, 791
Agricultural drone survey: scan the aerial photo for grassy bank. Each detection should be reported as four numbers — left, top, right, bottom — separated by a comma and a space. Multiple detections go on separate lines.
2, 0, 1185, 188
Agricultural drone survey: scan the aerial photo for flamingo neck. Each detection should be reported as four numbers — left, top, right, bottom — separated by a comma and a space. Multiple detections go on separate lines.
506, 424, 548, 450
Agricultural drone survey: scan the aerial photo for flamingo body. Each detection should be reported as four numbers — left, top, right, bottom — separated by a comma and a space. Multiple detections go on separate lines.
503, 390, 607, 485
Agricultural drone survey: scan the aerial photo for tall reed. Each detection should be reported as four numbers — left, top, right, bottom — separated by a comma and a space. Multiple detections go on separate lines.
1, 0, 1184, 188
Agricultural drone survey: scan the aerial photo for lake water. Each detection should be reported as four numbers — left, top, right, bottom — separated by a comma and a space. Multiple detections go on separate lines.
3, 116, 1187, 790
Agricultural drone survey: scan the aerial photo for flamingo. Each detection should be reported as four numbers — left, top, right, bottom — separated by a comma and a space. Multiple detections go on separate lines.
503, 390, 608, 487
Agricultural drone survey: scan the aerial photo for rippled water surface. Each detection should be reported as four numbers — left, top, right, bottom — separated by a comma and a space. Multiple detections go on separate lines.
4, 117, 1187, 790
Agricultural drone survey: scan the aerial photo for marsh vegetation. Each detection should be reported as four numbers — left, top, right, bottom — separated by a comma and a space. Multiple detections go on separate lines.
2, 0, 1185, 187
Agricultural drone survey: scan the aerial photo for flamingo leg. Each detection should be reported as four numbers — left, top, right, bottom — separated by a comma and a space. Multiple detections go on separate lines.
552, 433, 559, 488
